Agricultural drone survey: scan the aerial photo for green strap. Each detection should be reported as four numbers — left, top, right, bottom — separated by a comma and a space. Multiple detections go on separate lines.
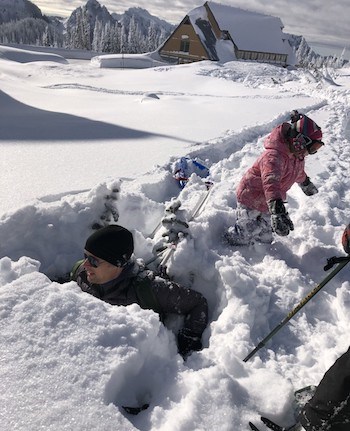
70, 259, 84, 281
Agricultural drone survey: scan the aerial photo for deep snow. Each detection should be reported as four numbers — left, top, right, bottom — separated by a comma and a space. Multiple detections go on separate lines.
0, 44, 350, 431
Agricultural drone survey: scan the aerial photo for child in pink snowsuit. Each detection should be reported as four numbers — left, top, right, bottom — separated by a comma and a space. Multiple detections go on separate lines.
226, 112, 324, 245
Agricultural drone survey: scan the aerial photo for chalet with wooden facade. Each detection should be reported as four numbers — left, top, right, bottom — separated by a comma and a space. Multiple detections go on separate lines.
158, 2, 294, 66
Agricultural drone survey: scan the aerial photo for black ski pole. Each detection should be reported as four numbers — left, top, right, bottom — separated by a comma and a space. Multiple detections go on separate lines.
243, 256, 350, 362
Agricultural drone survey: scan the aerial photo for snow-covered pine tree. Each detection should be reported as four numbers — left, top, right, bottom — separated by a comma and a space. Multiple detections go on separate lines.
81, 7, 91, 50
108, 23, 120, 53
127, 15, 140, 54
92, 18, 103, 51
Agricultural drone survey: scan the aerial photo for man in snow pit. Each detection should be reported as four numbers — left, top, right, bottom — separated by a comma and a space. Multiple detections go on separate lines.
297, 224, 350, 431
70, 224, 208, 359
225, 111, 324, 246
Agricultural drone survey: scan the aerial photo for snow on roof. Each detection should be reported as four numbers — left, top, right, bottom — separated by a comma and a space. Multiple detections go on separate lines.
188, 4, 208, 22
206, 2, 290, 55
188, 5, 219, 61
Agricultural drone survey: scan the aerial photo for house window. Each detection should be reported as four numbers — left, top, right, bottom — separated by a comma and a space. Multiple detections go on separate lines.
180, 40, 190, 53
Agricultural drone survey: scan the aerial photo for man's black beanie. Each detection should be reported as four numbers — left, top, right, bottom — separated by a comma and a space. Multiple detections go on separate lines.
85, 225, 134, 267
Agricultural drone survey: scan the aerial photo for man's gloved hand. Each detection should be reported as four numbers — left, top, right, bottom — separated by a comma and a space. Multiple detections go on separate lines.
299, 176, 318, 196
268, 199, 294, 237
342, 224, 350, 254
177, 328, 202, 359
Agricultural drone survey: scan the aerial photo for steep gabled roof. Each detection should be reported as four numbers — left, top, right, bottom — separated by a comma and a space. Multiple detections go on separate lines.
187, 4, 218, 60
159, 1, 294, 64
206, 2, 289, 55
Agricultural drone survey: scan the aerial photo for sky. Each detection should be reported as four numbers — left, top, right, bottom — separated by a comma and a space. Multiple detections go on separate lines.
0, 43, 350, 430
33, 0, 350, 51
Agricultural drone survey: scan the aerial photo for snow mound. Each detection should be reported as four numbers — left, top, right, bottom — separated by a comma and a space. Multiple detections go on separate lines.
0, 44, 68, 64
91, 53, 167, 69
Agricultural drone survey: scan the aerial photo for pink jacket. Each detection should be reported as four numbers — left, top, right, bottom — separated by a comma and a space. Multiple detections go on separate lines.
236, 123, 307, 213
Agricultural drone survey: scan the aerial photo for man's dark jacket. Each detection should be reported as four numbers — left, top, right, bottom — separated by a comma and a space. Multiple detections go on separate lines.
72, 260, 208, 338
299, 347, 350, 430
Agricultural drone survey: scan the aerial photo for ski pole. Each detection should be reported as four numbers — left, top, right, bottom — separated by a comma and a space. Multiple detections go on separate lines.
243, 255, 350, 362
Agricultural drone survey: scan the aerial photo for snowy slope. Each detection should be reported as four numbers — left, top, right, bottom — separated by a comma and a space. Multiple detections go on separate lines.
0, 45, 350, 430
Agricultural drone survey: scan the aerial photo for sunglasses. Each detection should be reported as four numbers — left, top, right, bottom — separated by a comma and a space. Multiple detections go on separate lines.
84, 253, 102, 268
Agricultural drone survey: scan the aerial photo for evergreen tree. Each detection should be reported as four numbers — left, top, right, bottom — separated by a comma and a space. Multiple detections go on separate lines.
101, 21, 112, 52
109, 23, 120, 53
81, 7, 91, 50
42, 25, 50, 46
147, 21, 158, 52
0, 17, 62, 47
92, 19, 103, 52
127, 16, 145, 54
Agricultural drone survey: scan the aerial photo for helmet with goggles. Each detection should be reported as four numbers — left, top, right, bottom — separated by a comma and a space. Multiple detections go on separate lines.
290, 114, 324, 155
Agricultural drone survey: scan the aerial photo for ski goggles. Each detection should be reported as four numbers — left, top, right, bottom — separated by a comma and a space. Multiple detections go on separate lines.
84, 253, 102, 268
292, 133, 324, 154
306, 139, 324, 154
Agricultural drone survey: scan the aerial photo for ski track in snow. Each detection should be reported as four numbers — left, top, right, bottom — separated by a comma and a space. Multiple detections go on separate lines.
43, 82, 295, 100
159, 72, 350, 381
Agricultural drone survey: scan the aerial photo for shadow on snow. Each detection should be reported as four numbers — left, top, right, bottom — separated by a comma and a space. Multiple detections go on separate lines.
0, 90, 194, 143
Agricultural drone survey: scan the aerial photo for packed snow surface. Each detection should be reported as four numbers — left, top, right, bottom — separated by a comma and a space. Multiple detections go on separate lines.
1, 44, 350, 430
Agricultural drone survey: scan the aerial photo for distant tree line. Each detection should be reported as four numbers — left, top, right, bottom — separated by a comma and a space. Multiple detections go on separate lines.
0, 17, 63, 47
293, 36, 347, 69
65, 8, 168, 53
0, 10, 169, 54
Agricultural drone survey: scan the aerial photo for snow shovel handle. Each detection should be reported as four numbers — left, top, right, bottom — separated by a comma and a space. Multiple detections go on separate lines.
243, 256, 350, 362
